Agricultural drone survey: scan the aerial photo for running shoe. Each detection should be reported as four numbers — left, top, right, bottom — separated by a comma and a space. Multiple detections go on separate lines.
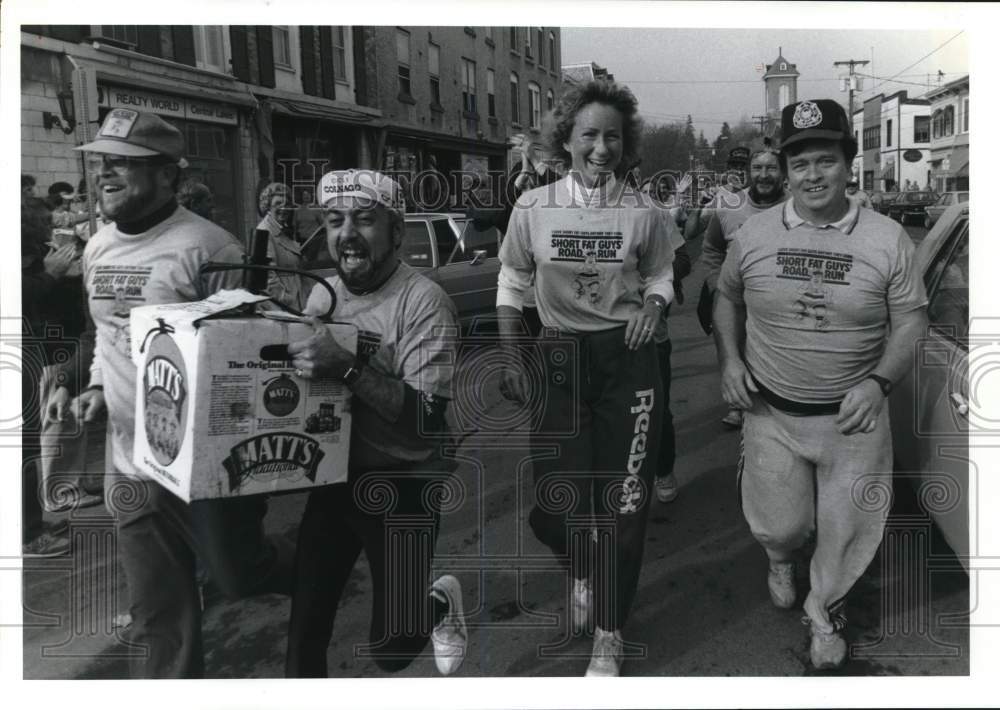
585, 627, 624, 677
654, 473, 679, 503
430, 574, 467, 676
22, 530, 70, 558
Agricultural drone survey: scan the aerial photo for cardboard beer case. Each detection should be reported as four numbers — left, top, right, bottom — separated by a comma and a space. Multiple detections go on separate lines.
130, 288, 356, 501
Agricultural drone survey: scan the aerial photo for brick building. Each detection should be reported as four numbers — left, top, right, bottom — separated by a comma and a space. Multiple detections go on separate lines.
20, 25, 562, 240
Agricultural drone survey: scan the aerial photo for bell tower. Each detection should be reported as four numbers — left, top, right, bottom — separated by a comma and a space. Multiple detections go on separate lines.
763, 47, 799, 136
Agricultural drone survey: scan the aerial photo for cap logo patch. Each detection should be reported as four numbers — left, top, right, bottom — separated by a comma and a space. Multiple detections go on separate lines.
101, 108, 139, 138
792, 101, 823, 129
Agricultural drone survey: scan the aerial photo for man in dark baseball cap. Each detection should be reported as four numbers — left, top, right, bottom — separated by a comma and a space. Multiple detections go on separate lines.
714, 98, 927, 670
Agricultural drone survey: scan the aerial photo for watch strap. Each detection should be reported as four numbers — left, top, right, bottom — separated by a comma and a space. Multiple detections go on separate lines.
865, 373, 892, 396
341, 358, 365, 386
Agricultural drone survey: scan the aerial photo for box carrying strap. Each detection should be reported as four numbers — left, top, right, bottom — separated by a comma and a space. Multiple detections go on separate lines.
199, 262, 338, 322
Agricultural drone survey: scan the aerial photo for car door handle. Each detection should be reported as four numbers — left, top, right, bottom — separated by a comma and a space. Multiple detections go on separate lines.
950, 392, 969, 418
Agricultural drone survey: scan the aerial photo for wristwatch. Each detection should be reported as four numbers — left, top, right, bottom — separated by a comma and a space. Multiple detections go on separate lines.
865, 373, 892, 396
341, 358, 365, 387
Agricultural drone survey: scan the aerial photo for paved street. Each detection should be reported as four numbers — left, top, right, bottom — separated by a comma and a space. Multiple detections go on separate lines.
22, 225, 966, 679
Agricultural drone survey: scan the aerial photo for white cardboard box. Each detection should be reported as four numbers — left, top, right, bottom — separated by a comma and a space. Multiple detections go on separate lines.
130, 289, 356, 501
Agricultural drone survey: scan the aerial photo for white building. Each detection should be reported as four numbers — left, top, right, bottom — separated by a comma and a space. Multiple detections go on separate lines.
924, 75, 969, 192
853, 90, 931, 193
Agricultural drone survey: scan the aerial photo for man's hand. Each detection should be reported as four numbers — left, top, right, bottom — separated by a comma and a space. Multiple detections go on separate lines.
624, 301, 661, 351
73, 388, 106, 423
44, 385, 72, 426
44, 243, 77, 280
287, 316, 353, 379
836, 378, 885, 435
720, 358, 758, 411
499, 359, 531, 405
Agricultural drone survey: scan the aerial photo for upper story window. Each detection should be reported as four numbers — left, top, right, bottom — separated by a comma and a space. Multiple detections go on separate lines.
528, 82, 541, 129
462, 58, 477, 114
194, 26, 226, 73
509, 27, 519, 54
396, 29, 411, 96
524, 27, 532, 59
536, 28, 545, 66
886, 119, 892, 147
429, 42, 441, 106
914, 115, 930, 143
963, 97, 969, 133
780, 62, 787, 70
510, 72, 520, 123
547, 88, 555, 111
548, 31, 556, 69
487, 68, 496, 117
98, 25, 138, 48
943, 104, 955, 136
332, 27, 347, 81
272, 26, 292, 67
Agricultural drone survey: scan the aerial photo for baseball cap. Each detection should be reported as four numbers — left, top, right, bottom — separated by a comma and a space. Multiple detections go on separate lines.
780, 99, 856, 152
726, 146, 750, 166
75, 109, 186, 165
317, 169, 406, 215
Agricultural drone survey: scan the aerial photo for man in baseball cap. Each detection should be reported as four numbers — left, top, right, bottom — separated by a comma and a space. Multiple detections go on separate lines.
67, 108, 294, 677
714, 98, 927, 669
285, 168, 466, 677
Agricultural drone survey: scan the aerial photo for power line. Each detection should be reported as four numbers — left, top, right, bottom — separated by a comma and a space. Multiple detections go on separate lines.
867, 31, 965, 94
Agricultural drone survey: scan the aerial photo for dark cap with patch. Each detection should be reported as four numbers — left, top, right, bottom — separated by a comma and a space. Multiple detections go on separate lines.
75, 109, 186, 164
780, 99, 856, 152
726, 146, 750, 167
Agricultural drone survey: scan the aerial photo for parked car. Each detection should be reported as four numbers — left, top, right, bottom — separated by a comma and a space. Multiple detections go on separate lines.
888, 201, 969, 570
871, 190, 900, 215
887, 190, 939, 225
303, 212, 501, 326
923, 191, 969, 229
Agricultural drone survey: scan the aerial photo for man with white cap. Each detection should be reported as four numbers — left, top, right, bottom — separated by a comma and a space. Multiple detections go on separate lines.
714, 99, 927, 669
285, 169, 467, 676
67, 109, 292, 678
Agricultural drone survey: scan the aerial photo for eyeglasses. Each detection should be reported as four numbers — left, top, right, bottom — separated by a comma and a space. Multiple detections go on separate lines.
85, 154, 169, 173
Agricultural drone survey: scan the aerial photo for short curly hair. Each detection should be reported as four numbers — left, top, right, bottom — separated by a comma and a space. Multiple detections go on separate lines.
545, 80, 643, 177
258, 182, 292, 217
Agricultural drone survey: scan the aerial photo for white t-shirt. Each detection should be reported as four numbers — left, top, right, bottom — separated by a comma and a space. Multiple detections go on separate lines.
304, 262, 459, 469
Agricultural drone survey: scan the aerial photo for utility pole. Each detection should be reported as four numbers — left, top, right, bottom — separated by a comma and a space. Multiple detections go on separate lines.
751, 114, 770, 136
834, 58, 870, 120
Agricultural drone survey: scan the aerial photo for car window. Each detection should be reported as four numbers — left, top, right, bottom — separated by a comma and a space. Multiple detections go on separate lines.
938, 194, 952, 206
402, 221, 434, 267
432, 219, 459, 263
924, 218, 969, 346
958, 192, 969, 203
461, 222, 501, 259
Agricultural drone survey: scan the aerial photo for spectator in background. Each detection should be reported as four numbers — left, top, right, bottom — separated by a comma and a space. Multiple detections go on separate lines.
257, 182, 308, 312
846, 178, 873, 210
22, 174, 37, 202
178, 180, 216, 221
47, 181, 90, 230
21, 200, 76, 557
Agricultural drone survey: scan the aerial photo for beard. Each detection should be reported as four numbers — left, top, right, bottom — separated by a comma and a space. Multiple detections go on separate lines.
332, 239, 397, 292
749, 177, 783, 205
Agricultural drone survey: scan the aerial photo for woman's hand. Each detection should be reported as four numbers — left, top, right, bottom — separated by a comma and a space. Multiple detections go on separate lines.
625, 300, 662, 351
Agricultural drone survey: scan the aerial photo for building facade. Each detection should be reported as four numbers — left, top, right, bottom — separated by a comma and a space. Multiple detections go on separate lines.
924, 75, 969, 192
853, 90, 931, 192
20, 25, 562, 240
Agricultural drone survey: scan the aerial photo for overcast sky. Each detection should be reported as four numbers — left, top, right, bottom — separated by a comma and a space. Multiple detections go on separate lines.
562, 28, 969, 139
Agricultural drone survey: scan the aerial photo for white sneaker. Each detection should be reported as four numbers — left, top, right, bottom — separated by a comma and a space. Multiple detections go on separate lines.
767, 561, 796, 609
571, 577, 593, 633
585, 626, 624, 677
807, 619, 847, 669
430, 575, 467, 676
654, 473, 679, 503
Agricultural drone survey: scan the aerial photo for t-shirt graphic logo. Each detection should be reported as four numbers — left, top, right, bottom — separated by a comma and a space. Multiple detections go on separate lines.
794, 267, 832, 330
792, 101, 823, 129
572, 251, 604, 304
